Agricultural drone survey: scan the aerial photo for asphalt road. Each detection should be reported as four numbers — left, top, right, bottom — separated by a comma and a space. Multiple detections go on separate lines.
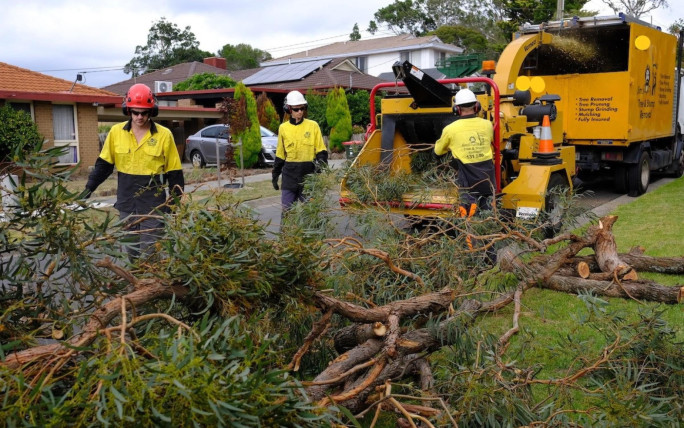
90, 159, 674, 235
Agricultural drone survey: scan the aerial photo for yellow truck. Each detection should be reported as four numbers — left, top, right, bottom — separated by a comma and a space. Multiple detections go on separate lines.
339, 14, 684, 224
497, 13, 684, 196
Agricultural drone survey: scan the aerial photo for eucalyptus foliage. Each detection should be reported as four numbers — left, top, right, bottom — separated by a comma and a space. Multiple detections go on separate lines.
2, 147, 683, 426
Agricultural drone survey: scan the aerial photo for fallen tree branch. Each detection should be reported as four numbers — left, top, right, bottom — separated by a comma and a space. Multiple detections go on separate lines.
543, 275, 681, 304
288, 309, 334, 372
2, 276, 189, 370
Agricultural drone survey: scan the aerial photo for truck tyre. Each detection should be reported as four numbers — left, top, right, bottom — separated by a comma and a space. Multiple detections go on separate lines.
627, 151, 650, 197
670, 147, 684, 178
543, 173, 569, 238
613, 165, 628, 194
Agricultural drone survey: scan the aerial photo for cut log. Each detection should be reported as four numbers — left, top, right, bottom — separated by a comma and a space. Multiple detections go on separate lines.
334, 322, 387, 354
544, 275, 681, 303
577, 261, 591, 278
593, 215, 638, 280
572, 253, 684, 275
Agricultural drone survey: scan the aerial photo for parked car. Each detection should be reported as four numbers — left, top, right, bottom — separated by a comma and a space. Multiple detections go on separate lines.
258, 126, 277, 167
185, 124, 278, 168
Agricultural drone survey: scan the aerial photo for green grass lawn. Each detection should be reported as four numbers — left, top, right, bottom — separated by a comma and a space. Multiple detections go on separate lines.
466, 176, 684, 411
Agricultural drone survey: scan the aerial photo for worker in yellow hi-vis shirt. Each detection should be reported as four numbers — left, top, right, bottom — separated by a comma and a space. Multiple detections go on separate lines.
434, 88, 495, 215
85, 83, 184, 260
271, 90, 328, 215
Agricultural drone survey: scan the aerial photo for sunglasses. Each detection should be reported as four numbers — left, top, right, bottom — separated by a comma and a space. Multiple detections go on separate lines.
130, 110, 151, 117
290, 107, 306, 112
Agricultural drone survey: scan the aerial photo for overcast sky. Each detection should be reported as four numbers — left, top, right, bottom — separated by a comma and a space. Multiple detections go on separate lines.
1, 0, 680, 89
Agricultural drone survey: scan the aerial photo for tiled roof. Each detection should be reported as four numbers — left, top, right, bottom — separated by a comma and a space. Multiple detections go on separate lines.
103, 62, 235, 95
0, 62, 118, 96
267, 34, 462, 64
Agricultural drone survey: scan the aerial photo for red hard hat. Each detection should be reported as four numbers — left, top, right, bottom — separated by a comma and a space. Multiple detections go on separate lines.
124, 83, 156, 109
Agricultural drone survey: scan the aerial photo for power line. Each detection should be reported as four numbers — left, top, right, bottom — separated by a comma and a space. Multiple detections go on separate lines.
37, 66, 126, 73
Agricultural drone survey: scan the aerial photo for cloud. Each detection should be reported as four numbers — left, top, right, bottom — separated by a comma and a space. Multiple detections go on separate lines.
3, 0, 678, 88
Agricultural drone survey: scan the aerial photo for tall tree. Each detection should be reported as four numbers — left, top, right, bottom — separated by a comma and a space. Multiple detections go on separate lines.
373, 0, 508, 46
373, 0, 436, 36
367, 20, 379, 35
432, 25, 490, 53
229, 83, 262, 168
256, 92, 280, 133
219, 44, 272, 71
667, 18, 683, 35
350, 23, 362, 41
124, 17, 212, 77
498, 0, 590, 39
326, 88, 353, 153
599, 0, 668, 18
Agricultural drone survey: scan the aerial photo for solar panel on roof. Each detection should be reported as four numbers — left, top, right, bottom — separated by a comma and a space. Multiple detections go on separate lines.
242, 59, 330, 85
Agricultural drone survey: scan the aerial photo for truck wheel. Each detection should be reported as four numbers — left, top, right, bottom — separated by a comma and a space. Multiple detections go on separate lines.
543, 173, 569, 238
627, 151, 650, 197
670, 147, 684, 178
613, 165, 628, 194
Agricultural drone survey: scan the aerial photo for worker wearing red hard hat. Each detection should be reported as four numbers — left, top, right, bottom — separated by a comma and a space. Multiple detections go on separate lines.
85, 83, 184, 260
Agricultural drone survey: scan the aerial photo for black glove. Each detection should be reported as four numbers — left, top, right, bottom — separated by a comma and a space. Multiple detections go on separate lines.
272, 176, 279, 191
314, 150, 329, 173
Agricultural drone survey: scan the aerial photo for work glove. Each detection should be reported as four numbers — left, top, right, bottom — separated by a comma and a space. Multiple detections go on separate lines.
314, 151, 329, 173
272, 176, 280, 191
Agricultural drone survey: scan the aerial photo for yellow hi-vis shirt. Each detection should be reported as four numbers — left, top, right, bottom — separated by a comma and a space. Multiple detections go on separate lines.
434, 116, 496, 200
275, 119, 326, 162
100, 121, 182, 175
434, 116, 493, 163
96, 121, 183, 212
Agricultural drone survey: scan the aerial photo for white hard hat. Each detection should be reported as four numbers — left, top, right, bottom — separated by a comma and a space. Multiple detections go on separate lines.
454, 88, 477, 106
285, 90, 307, 106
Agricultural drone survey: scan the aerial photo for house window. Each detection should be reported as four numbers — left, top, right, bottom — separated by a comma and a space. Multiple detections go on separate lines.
400, 51, 411, 63
356, 56, 368, 73
52, 104, 79, 164
439, 52, 446, 63
8, 101, 33, 119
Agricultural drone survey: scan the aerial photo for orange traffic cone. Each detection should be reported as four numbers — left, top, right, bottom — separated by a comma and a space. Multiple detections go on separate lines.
533, 114, 560, 160
538, 115, 554, 152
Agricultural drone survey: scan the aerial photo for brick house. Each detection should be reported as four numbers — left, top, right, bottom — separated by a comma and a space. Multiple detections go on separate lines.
101, 57, 389, 152
0, 62, 120, 172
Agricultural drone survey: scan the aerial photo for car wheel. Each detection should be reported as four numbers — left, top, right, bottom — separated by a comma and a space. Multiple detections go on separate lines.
191, 150, 206, 168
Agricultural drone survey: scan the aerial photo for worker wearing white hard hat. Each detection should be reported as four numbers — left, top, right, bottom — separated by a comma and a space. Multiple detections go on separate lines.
272, 90, 328, 214
434, 88, 495, 215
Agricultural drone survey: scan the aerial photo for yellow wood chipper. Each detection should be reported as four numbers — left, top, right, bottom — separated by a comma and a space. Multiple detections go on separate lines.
340, 14, 684, 224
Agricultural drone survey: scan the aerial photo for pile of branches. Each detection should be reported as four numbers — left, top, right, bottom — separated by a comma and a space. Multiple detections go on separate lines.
286, 215, 684, 423
1, 150, 682, 426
